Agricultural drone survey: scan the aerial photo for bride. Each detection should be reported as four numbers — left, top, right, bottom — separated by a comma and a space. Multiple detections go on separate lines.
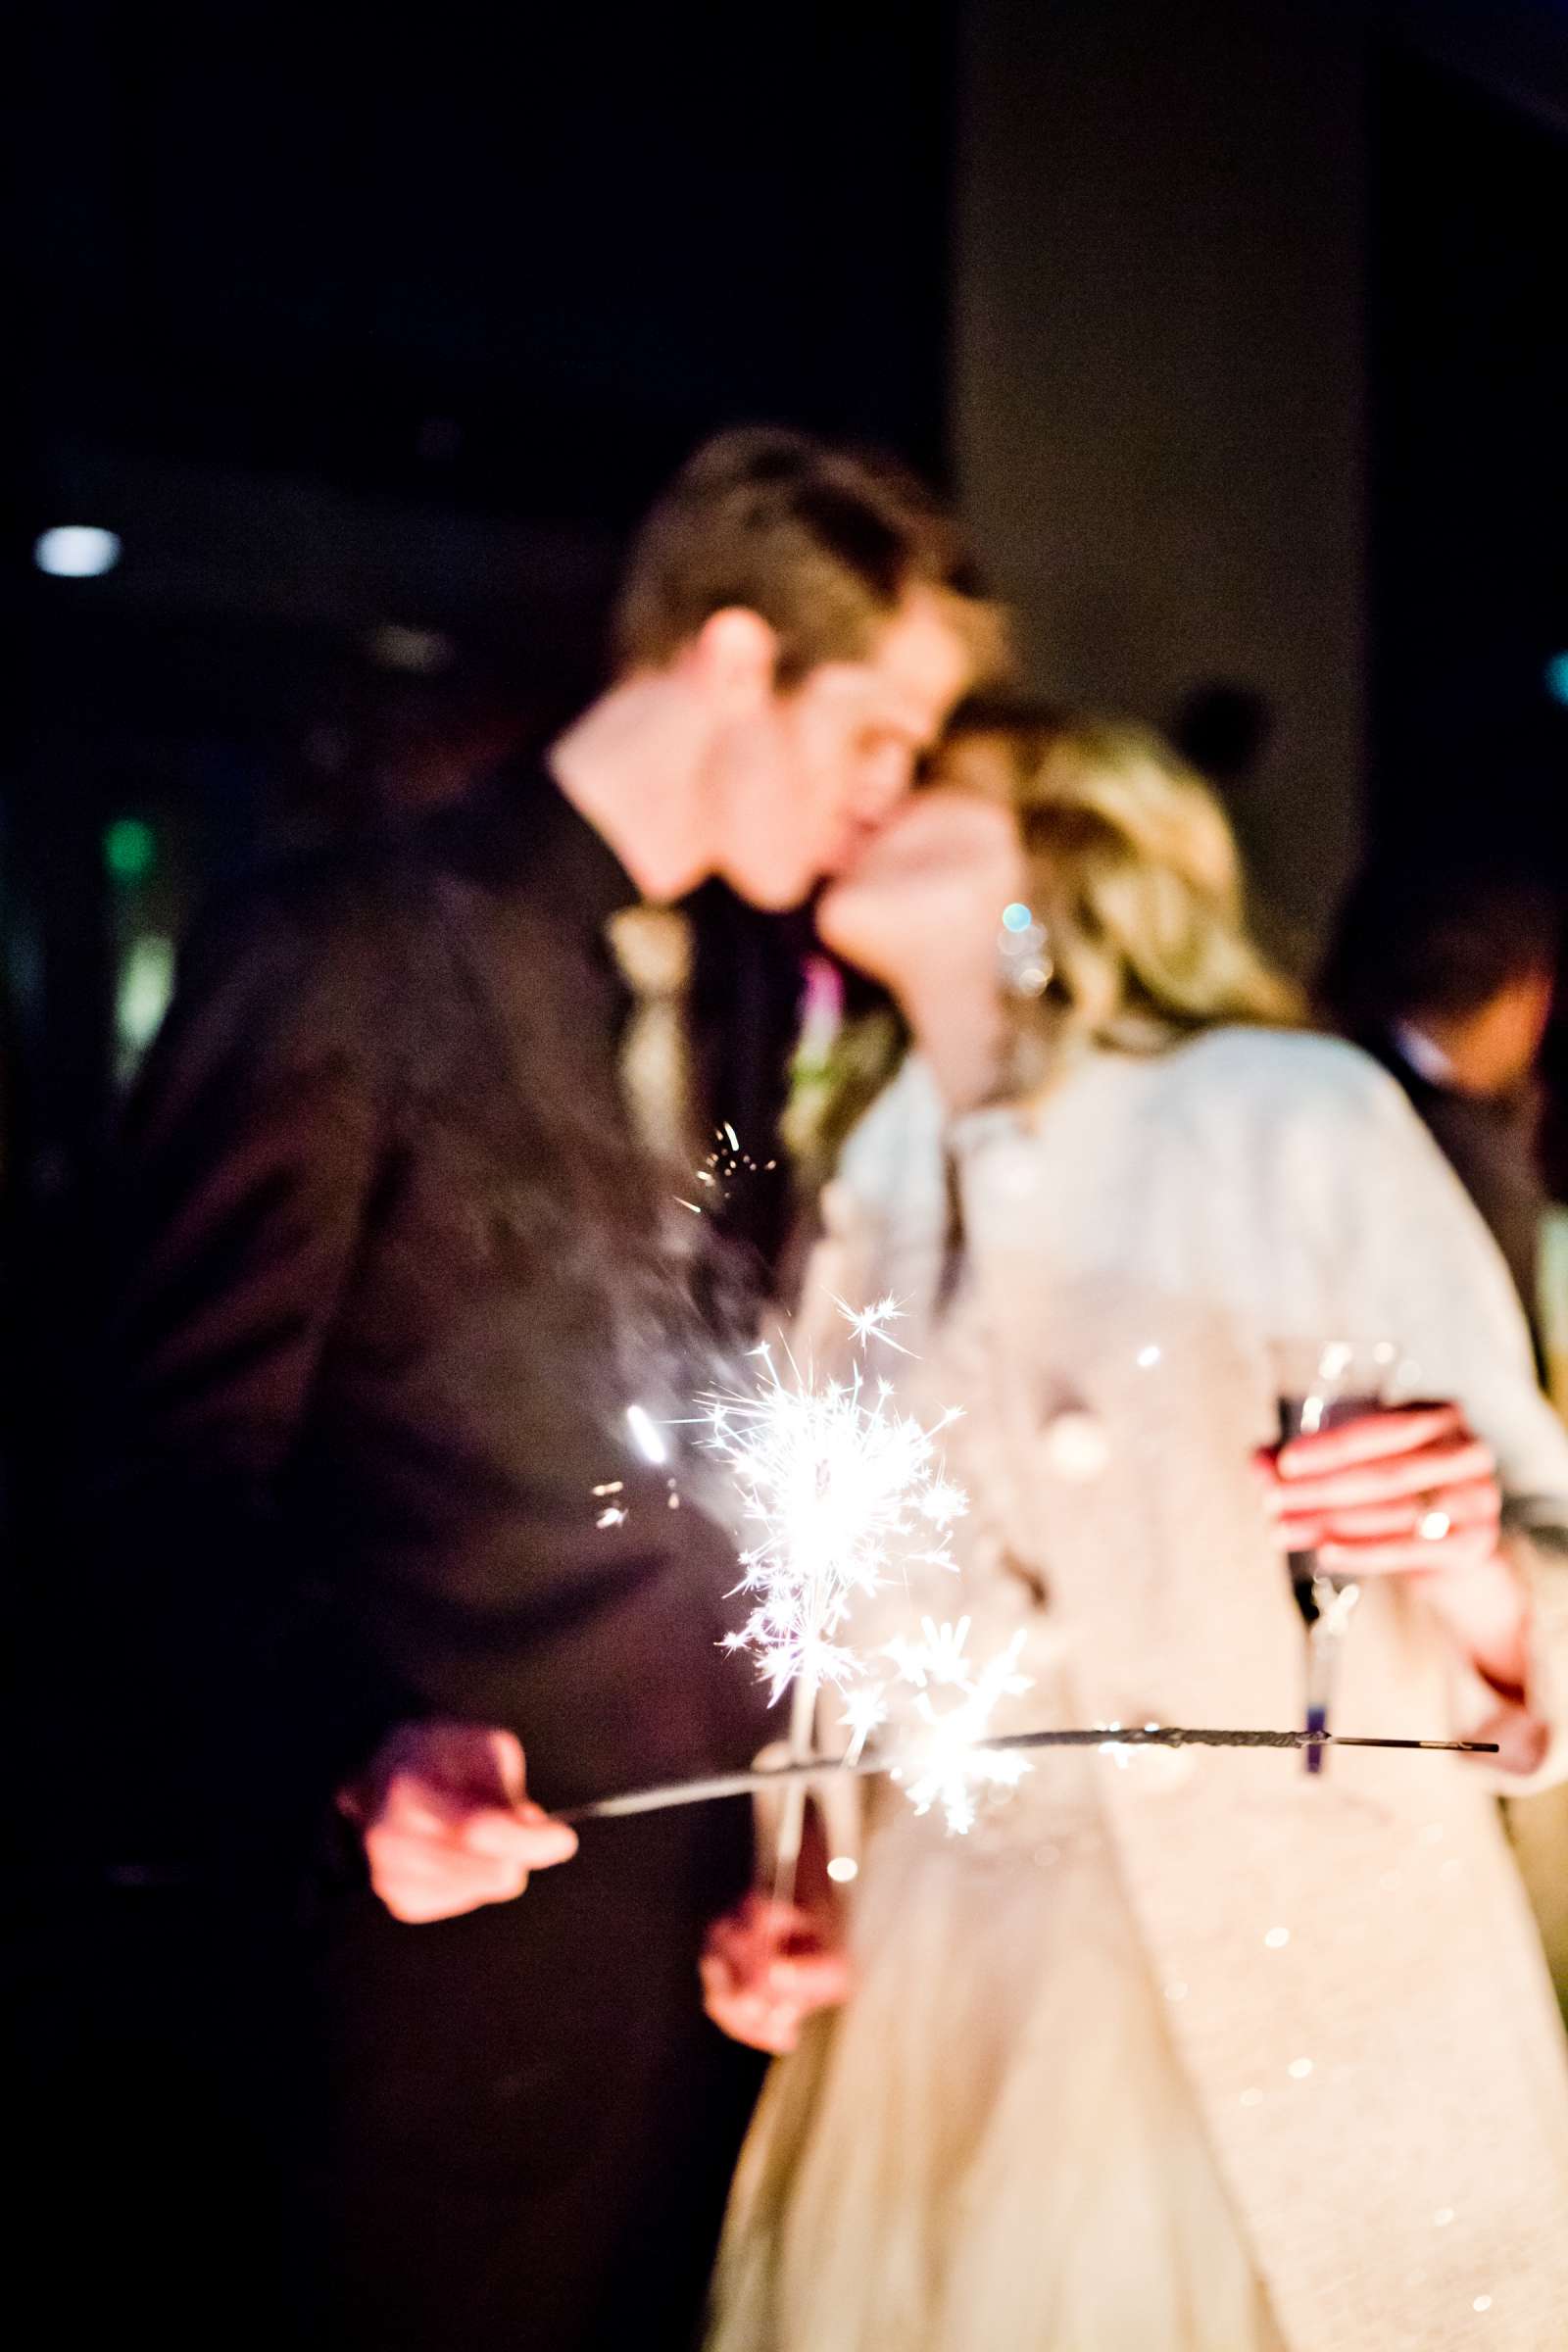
704, 716, 1568, 2352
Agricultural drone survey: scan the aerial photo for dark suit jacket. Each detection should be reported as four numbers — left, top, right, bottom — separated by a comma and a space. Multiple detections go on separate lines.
85, 768, 791, 2346
1360, 1031, 1545, 1346
94, 769, 796, 1842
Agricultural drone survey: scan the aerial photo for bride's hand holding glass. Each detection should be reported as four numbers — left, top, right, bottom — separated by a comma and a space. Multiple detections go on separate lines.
1255, 1404, 1542, 1758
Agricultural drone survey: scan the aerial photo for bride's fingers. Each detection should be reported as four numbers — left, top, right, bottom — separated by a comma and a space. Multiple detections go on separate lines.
767, 1947, 852, 2010
1265, 1438, 1496, 1516
1275, 1404, 1464, 1478
1468, 1697, 1549, 1779
1272, 1478, 1503, 1547
1316, 1526, 1499, 1577
700, 1955, 805, 2053
1414, 1477, 1502, 1530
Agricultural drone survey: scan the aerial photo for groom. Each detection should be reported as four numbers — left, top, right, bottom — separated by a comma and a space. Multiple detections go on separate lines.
91, 426, 991, 2349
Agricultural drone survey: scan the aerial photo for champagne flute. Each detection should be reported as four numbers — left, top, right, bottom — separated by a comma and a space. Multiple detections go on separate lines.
1269, 1339, 1402, 1774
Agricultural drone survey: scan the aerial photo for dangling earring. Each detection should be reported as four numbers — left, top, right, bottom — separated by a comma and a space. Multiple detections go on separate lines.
997, 901, 1054, 999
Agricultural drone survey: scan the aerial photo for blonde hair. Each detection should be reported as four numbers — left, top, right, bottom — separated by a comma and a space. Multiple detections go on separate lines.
787, 712, 1299, 1188
1000, 714, 1302, 1050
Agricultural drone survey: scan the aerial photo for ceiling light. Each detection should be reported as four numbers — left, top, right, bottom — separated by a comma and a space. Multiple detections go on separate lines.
35, 524, 122, 578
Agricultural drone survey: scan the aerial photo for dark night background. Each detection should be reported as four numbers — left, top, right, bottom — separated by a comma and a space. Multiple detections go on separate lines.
4, 0, 1565, 1777
3, 0, 1567, 2306
6, 11, 1566, 1571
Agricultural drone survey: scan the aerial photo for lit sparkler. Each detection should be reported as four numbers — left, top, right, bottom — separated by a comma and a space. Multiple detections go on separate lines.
675, 1124, 778, 1221
832, 1294, 913, 1355
858, 1615, 1035, 1835
702, 1311, 966, 1882
705, 1338, 965, 1705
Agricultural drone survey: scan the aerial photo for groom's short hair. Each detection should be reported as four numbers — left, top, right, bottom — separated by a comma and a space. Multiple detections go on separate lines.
612, 425, 1000, 687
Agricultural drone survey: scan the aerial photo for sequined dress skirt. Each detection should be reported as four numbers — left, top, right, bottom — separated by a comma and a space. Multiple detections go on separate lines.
707, 1750, 1285, 2352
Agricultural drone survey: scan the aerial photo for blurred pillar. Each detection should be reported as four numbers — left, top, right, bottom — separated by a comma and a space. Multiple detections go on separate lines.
951, 0, 1368, 968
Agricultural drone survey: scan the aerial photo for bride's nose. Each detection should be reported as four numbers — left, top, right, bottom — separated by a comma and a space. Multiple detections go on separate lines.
853, 739, 917, 826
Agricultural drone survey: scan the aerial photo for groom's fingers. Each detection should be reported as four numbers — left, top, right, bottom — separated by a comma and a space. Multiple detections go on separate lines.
365, 1798, 576, 1923
344, 1719, 577, 1925
366, 1838, 525, 1922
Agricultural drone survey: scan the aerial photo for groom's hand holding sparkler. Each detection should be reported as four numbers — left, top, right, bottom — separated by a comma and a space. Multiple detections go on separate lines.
341, 1720, 578, 1924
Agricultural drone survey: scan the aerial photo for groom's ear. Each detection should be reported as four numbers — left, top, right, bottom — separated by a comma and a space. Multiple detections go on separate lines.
681, 609, 781, 716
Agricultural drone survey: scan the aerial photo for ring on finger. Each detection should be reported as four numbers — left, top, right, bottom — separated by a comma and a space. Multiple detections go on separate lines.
1416, 1493, 1452, 1544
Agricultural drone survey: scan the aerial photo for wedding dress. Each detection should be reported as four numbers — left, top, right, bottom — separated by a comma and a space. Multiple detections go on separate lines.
708, 1033, 1568, 2352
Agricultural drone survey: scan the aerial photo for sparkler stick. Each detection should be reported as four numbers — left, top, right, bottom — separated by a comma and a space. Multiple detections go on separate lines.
559, 1725, 1498, 1824
692, 1298, 1489, 1858
774, 1679, 815, 1905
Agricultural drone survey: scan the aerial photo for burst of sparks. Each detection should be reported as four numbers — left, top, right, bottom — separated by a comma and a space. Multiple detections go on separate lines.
832, 1293, 913, 1355
626, 1403, 668, 1465
706, 1300, 1031, 1838
703, 1330, 965, 1711
674, 1124, 772, 1218
876, 1617, 1034, 1835
840, 1682, 890, 1765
